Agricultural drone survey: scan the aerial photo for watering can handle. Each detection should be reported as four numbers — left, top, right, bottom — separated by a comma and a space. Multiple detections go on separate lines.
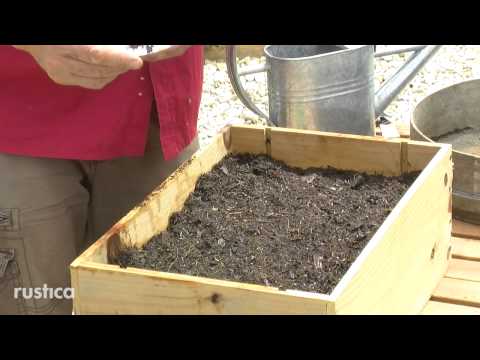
225, 46, 277, 126
227, 45, 442, 125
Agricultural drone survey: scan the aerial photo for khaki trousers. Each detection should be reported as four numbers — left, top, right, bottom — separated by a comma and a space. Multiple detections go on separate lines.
0, 114, 199, 315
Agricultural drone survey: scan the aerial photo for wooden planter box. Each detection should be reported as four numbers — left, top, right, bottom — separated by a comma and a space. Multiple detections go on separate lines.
71, 126, 453, 314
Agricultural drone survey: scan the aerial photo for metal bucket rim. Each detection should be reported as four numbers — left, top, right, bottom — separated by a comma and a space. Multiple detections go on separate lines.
411, 78, 480, 159
263, 45, 370, 62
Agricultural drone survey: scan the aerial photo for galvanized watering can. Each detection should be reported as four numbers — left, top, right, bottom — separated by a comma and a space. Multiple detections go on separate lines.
226, 45, 442, 136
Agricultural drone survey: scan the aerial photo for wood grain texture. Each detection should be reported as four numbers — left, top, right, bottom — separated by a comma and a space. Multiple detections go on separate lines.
422, 300, 480, 315
431, 277, 480, 308
333, 145, 452, 314
228, 125, 267, 155
452, 236, 480, 261
269, 127, 403, 176
452, 220, 480, 240
446, 259, 480, 282
73, 262, 334, 315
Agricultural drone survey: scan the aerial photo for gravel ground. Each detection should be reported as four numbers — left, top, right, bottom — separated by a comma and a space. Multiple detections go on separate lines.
197, 45, 480, 148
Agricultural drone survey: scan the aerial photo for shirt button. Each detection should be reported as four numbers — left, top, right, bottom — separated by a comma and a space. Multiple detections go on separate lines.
138, 92, 143, 96
188, 97, 192, 104
140, 77, 145, 81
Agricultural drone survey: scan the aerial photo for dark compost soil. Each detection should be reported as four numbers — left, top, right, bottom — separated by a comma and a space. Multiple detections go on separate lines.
117, 154, 418, 295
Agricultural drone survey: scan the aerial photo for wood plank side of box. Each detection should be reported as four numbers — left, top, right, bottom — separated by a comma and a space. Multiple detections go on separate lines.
71, 126, 452, 314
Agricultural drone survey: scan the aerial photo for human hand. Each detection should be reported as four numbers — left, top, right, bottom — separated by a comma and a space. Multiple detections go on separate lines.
13, 45, 143, 90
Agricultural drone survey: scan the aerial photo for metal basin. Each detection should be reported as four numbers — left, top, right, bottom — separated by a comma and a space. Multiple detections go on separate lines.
411, 79, 480, 224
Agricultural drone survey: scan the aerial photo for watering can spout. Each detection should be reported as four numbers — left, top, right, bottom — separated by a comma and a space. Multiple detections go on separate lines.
374, 45, 442, 118
226, 45, 442, 135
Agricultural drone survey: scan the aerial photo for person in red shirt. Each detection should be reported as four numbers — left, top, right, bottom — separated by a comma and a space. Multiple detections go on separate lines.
0, 45, 204, 315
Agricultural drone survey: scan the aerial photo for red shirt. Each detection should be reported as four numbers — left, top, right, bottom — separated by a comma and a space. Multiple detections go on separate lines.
0, 45, 204, 161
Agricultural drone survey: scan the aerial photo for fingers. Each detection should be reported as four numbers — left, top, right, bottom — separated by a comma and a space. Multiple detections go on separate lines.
35, 46, 142, 90
59, 56, 130, 78
68, 45, 143, 71
66, 74, 120, 90
41, 59, 120, 90
50, 71, 119, 90
19, 45, 145, 90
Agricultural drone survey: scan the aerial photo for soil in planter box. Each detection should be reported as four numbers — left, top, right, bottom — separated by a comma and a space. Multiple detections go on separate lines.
117, 154, 418, 295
